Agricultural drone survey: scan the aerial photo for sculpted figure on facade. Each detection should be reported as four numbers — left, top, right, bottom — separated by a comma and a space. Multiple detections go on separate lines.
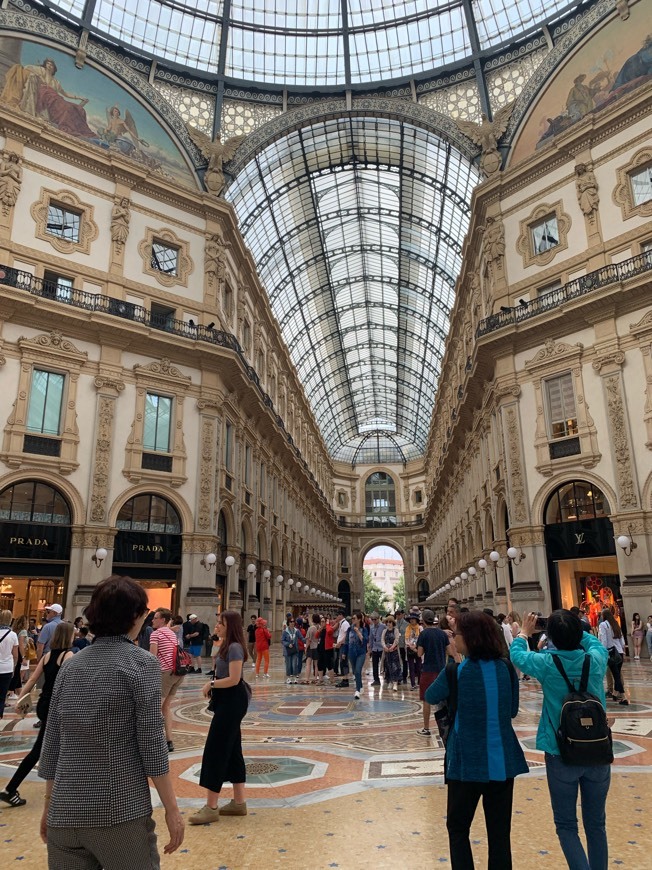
480, 216, 505, 270
455, 103, 514, 178
0, 150, 22, 216
575, 163, 599, 219
205, 231, 228, 286
110, 196, 130, 248
185, 125, 247, 197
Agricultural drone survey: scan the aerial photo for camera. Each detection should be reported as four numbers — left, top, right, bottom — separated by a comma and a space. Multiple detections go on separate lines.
534, 614, 547, 632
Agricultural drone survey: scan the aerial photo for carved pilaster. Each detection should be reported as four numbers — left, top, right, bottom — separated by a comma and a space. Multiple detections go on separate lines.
502, 404, 528, 525
629, 310, 652, 448
601, 370, 639, 510
89, 376, 124, 523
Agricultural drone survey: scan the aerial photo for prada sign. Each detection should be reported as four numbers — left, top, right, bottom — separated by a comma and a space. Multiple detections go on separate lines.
114, 532, 181, 565
545, 517, 616, 560
0, 522, 71, 560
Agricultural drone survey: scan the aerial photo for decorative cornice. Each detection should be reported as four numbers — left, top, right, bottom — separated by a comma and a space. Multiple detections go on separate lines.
525, 338, 583, 370
592, 350, 625, 372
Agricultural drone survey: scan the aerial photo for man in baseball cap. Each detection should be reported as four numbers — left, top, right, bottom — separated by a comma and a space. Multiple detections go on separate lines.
416, 608, 457, 737
37, 604, 64, 659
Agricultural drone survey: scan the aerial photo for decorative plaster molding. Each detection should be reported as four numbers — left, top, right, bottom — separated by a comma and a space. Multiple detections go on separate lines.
30, 187, 98, 255
516, 201, 571, 268
138, 227, 193, 288
613, 148, 652, 220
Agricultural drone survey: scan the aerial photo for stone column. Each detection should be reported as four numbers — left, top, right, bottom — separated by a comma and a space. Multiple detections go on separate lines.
69, 528, 115, 616
88, 376, 125, 525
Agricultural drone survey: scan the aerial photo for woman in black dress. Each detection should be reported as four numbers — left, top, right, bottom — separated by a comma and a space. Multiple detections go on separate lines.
0, 621, 74, 807
189, 610, 249, 825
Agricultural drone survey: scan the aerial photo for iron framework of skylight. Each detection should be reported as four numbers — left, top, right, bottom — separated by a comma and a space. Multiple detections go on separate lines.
227, 116, 480, 463
37, 1, 584, 90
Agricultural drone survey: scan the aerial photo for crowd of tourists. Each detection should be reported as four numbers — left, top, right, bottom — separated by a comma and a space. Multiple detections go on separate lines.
0, 581, 646, 869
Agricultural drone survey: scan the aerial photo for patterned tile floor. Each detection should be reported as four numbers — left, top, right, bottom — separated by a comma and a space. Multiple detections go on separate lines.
1, 653, 651, 868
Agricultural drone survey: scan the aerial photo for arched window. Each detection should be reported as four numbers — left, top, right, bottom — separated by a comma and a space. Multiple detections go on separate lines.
417, 579, 430, 602
365, 471, 396, 527
0, 480, 70, 525
545, 481, 610, 525
117, 494, 181, 534
218, 510, 228, 547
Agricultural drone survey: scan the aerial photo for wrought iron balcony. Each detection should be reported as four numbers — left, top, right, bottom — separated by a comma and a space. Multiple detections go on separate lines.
0, 263, 332, 515
476, 252, 652, 338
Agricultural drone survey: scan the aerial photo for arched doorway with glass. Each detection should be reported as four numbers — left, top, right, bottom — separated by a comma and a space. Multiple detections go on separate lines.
0, 480, 72, 618
362, 545, 405, 613
114, 493, 182, 612
364, 472, 397, 527
544, 480, 623, 632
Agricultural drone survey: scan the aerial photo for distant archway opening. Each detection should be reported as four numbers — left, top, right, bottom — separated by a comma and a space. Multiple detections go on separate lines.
363, 545, 404, 613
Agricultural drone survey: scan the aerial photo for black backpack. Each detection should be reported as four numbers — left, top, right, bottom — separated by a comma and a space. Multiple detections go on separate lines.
551, 655, 613, 766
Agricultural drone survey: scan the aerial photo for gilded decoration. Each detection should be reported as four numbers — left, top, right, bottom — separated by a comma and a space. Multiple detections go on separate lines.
0, 149, 22, 216
138, 227, 193, 288
603, 373, 638, 509
30, 187, 98, 255
613, 148, 652, 220
516, 201, 571, 268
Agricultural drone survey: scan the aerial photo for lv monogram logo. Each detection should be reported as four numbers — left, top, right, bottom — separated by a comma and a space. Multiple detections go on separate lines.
574, 532, 585, 545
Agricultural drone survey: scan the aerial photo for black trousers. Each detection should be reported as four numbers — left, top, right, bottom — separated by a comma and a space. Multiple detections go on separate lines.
371, 650, 382, 681
199, 682, 248, 793
400, 647, 408, 682
7, 715, 45, 793
446, 778, 515, 870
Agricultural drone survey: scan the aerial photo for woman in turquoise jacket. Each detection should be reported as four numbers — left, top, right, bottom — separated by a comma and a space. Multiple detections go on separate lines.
510, 610, 610, 870
425, 610, 528, 869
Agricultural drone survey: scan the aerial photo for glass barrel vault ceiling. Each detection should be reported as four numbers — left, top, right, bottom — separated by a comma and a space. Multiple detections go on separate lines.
45, 1, 582, 87
227, 117, 480, 463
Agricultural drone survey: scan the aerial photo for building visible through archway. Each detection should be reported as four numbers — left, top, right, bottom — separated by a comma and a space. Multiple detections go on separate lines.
363, 545, 404, 612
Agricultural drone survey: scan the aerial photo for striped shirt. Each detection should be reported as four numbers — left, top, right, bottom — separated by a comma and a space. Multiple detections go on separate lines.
150, 626, 177, 672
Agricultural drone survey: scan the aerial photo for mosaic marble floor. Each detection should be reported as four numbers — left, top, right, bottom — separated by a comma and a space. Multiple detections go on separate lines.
1, 652, 651, 868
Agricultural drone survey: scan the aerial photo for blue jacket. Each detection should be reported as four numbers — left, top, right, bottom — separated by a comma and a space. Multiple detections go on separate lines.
426, 658, 528, 782
347, 624, 368, 656
281, 627, 300, 656
510, 631, 608, 756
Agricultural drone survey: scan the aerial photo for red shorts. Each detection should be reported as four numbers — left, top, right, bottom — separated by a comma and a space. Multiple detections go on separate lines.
419, 670, 439, 701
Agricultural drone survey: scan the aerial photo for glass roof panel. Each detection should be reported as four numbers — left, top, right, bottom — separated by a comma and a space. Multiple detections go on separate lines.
39, 1, 583, 87
227, 116, 480, 461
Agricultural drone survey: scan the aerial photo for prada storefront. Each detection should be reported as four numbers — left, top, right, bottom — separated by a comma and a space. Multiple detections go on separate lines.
113, 493, 182, 612
0, 481, 70, 617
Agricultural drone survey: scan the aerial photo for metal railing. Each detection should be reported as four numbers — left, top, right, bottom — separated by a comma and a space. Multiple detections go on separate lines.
476, 252, 652, 338
337, 517, 425, 528
0, 264, 332, 514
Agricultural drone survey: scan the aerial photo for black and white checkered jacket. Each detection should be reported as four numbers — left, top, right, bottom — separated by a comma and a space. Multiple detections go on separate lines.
39, 634, 169, 827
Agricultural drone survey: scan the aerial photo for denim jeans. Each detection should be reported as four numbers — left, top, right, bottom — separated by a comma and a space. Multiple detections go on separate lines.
286, 653, 299, 676
545, 753, 610, 870
348, 650, 366, 691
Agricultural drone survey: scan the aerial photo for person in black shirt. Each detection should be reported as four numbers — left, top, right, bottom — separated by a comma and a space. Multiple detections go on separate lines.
246, 615, 257, 668
417, 609, 457, 736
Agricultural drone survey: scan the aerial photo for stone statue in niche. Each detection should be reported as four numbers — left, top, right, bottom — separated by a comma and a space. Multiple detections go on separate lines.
0, 150, 22, 216
185, 125, 247, 197
455, 103, 515, 177
575, 163, 599, 219
205, 231, 229, 286
480, 216, 505, 267
110, 196, 130, 248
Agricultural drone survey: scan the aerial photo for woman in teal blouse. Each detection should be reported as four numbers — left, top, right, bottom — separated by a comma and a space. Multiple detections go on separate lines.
510, 610, 610, 870
426, 610, 527, 869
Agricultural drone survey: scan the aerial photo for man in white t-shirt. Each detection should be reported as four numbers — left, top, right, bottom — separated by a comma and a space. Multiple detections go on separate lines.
150, 608, 183, 753
334, 610, 350, 688
0, 609, 18, 719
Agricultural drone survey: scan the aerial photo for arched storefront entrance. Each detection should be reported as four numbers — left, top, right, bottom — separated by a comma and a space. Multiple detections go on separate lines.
0, 480, 71, 617
114, 493, 182, 612
338, 578, 351, 615
544, 481, 623, 631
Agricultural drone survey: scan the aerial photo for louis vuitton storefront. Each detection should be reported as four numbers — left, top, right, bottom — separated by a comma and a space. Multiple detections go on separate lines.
0, 480, 71, 618
544, 480, 624, 631
113, 493, 182, 612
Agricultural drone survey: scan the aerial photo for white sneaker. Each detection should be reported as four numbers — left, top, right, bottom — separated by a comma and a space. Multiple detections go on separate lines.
263, 673, 270, 679
392, 683, 398, 692
286, 678, 292, 684
251, 662, 256, 669
354, 690, 360, 700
